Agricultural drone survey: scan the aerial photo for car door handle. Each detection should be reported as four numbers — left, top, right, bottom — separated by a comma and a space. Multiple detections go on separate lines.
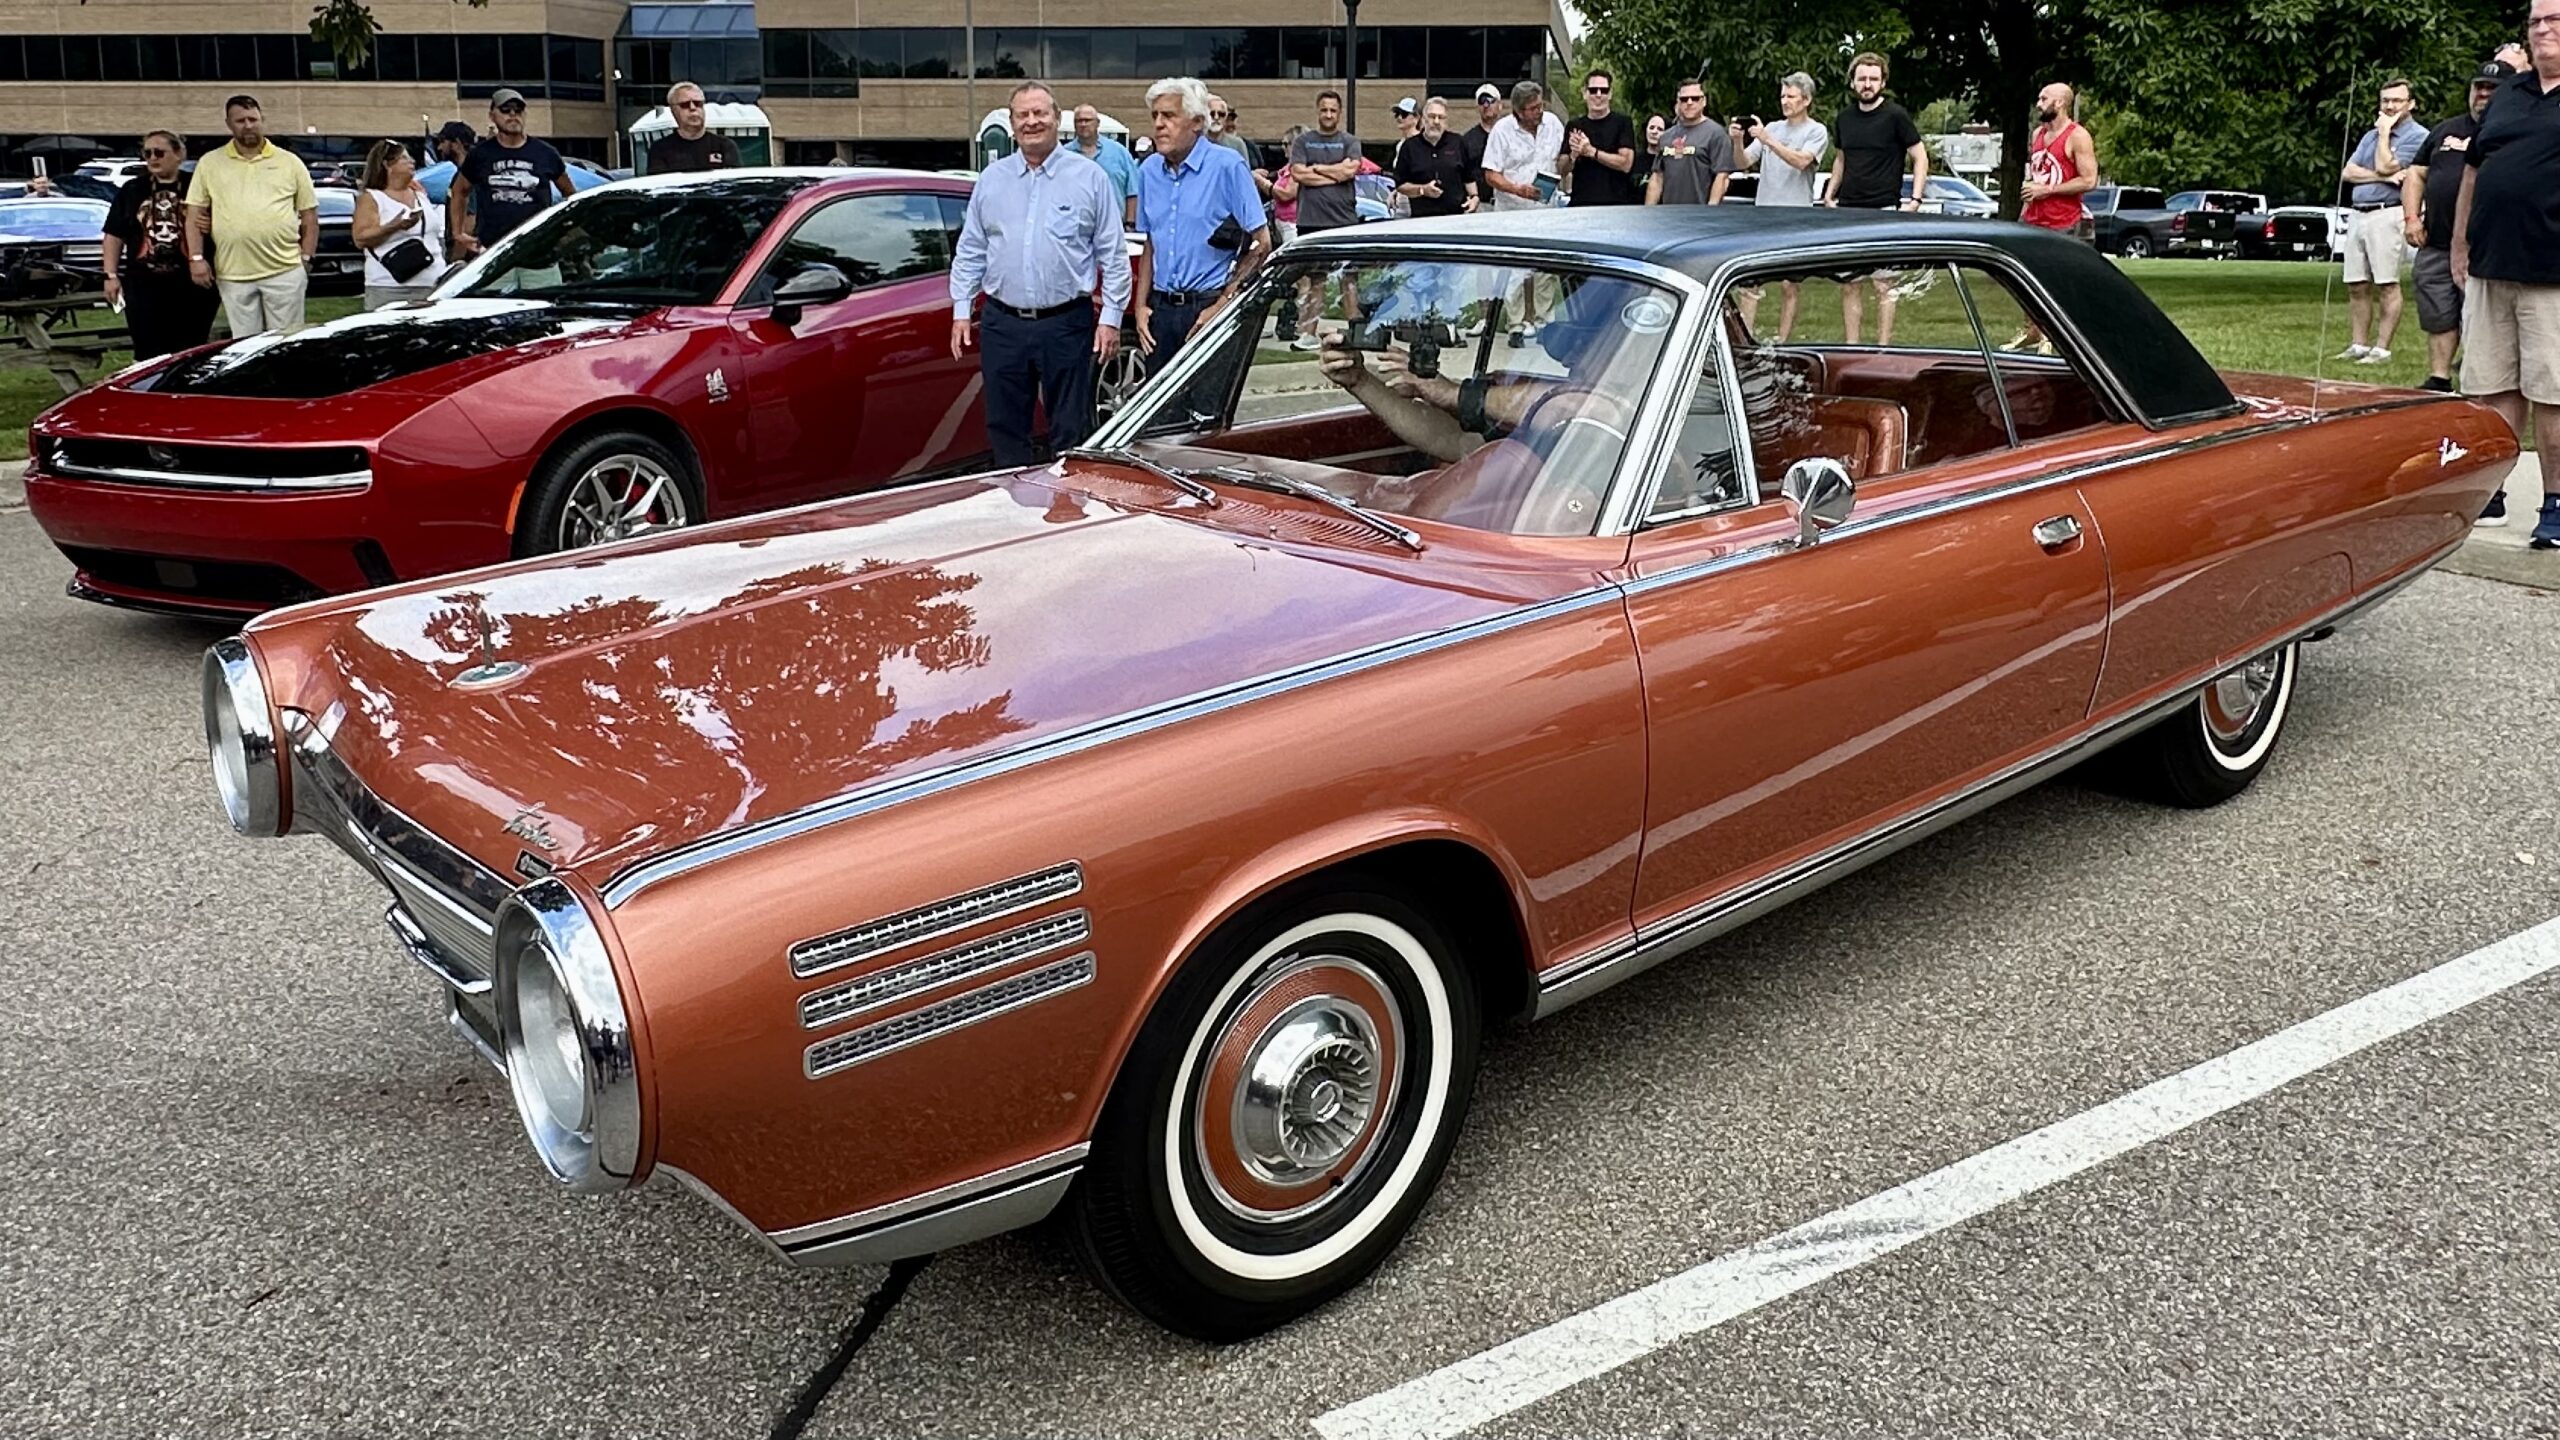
2032, 514, 2083, 550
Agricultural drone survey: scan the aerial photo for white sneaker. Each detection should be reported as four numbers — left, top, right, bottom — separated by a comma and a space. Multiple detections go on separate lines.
2336, 343, 2372, 361
1290, 333, 1321, 352
2354, 347, 2392, 365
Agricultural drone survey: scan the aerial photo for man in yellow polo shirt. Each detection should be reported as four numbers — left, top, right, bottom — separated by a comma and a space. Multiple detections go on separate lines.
183, 94, 318, 337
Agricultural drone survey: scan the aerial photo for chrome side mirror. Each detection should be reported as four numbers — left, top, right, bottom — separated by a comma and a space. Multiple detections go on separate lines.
1780, 458, 1856, 548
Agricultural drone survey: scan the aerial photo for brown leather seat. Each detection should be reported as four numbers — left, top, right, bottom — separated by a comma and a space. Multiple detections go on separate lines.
1754, 394, 1908, 489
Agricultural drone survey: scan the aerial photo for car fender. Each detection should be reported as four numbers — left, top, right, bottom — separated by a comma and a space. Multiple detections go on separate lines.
1086, 806, 1543, 1107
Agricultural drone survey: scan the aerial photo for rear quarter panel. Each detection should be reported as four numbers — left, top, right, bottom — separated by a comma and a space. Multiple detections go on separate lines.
2079, 392, 2514, 712
602, 595, 1647, 1234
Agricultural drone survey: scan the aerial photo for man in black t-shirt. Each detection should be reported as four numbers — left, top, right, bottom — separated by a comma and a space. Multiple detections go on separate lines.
1462, 84, 1506, 210
2450, 8, 2560, 546
1824, 52, 1927, 343
1564, 68, 1640, 206
101, 129, 220, 359
2408, 60, 2513, 392
449, 88, 575, 255
1393, 98, 1474, 216
646, 82, 745, 174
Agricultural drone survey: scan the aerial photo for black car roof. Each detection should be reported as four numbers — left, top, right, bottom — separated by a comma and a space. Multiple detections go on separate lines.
1303, 207, 2239, 429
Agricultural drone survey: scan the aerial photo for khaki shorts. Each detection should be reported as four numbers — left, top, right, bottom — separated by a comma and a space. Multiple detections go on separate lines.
2460, 277, 2560, 405
2341, 206, 2408, 286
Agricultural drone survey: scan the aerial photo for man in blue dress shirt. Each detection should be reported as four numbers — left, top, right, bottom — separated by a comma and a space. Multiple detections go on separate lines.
1070, 104, 1138, 226
951, 82, 1133, 466
1132, 75, 1271, 376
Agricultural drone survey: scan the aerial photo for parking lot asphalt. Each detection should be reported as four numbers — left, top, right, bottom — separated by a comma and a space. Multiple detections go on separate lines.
1, 500, 2555, 1440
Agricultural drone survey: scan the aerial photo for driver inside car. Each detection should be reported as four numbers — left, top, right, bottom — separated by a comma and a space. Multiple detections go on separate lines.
1310, 276, 1645, 533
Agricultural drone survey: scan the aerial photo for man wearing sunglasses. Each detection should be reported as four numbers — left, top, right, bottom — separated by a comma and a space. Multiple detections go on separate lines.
1563, 69, 1640, 207
102, 130, 219, 358
449, 87, 575, 257
648, 82, 743, 174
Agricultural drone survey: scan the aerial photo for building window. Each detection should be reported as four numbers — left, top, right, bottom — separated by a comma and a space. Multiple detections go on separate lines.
416, 35, 459, 82
1044, 29, 1091, 80
0, 38, 22, 83
503, 34, 546, 85
1279, 29, 1339, 80
23, 37, 63, 82
901, 29, 960, 80
972, 29, 1036, 81
458, 34, 502, 83
1085, 29, 1140, 79
136, 35, 179, 82
1485, 26, 1546, 82
763, 29, 857, 99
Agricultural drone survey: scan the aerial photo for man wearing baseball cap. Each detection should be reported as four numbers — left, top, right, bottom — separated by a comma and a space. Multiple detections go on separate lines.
1463, 84, 1507, 211
448, 87, 575, 256
1392, 97, 1420, 144
2408, 58, 2517, 398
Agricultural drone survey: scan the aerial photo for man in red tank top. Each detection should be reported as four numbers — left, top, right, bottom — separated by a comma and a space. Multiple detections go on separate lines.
2021, 83, 2098, 232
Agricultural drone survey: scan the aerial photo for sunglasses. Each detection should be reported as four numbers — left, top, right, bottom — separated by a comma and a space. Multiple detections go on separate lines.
496, 102, 526, 115
674, 98, 705, 109
1586, 85, 1610, 94
142, 146, 175, 158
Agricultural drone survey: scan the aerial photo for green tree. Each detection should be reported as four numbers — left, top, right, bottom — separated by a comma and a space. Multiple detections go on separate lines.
310, 0, 488, 71
1577, 0, 2526, 215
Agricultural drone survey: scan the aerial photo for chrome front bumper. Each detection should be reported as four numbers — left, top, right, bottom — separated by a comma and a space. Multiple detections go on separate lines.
278, 705, 512, 1067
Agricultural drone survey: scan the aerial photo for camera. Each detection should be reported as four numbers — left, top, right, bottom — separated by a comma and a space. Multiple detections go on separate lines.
1342, 319, 1455, 379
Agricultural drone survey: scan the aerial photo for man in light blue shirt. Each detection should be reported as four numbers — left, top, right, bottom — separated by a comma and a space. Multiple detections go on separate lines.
951, 81, 1133, 466
1132, 75, 1271, 375
2336, 75, 2428, 363
1071, 103, 1138, 225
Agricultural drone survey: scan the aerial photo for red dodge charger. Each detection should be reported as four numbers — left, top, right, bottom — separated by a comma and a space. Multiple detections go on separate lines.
25, 169, 986, 618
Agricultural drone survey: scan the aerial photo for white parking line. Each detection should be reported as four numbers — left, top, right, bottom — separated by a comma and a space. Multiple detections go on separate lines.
1314, 913, 2560, 1440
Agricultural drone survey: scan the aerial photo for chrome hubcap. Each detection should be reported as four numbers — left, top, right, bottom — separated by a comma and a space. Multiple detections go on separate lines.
1239, 1003, 1381, 1180
1194, 955, 1404, 1224
2204, 650, 2284, 744
561, 454, 687, 549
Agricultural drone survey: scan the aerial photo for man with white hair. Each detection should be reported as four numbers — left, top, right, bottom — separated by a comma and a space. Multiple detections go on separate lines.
647, 81, 741, 173
1132, 75, 1270, 374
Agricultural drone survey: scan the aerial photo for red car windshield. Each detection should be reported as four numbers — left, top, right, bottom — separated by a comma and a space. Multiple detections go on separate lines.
452, 176, 813, 307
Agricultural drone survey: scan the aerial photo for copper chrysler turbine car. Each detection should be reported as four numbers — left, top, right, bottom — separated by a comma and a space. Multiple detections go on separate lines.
203, 208, 2513, 1339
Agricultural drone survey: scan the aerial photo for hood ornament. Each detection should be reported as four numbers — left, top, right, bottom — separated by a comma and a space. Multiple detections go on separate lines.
452, 605, 529, 689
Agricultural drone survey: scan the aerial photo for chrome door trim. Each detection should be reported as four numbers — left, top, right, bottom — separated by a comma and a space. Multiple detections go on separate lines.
1622, 395, 2452, 598
1536, 536, 2461, 1017
762, 1143, 1093, 1263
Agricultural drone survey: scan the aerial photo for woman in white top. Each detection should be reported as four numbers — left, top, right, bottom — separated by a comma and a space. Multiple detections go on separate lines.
352, 139, 446, 311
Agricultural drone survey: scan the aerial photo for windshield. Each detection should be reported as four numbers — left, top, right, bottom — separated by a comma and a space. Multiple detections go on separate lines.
0, 202, 105, 235
1113, 254, 1685, 538
2121, 189, 2167, 209
450, 176, 810, 307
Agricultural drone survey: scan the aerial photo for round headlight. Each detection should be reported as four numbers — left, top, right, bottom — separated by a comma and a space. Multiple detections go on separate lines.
495, 879, 642, 1193
201, 638, 284, 837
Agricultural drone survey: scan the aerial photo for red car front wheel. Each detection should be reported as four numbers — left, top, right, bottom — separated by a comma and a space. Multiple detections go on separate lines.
515, 431, 701, 557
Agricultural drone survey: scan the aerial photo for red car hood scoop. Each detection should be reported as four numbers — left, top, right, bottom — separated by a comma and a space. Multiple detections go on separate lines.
138, 298, 631, 400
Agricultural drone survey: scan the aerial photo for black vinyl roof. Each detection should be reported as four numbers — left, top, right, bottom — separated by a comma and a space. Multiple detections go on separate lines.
1295, 207, 2243, 429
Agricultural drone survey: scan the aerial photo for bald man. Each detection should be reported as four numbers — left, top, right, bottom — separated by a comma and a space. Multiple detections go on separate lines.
2021, 83, 2097, 232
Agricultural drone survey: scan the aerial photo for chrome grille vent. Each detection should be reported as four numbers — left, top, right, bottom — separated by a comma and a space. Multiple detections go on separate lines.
799, 910, 1090, 1030
789, 862, 1083, 978
805, 953, 1096, 1079
379, 852, 495, 983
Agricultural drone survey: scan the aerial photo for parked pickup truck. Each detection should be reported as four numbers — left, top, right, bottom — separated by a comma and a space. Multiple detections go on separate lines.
2240, 204, 2351, 261
2084, 185, 2238, 258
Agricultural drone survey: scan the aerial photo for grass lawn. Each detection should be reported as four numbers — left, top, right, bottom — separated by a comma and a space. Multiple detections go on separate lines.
0, 260, 2470, 462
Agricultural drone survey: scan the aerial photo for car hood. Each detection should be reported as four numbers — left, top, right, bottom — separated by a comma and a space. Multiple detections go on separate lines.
135, 298, 640, 400
249, 468, 1595, 884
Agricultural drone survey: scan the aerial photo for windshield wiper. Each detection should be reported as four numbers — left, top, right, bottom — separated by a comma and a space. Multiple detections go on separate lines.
1200, 464, 1423, 552
1062, 445, 1220, 507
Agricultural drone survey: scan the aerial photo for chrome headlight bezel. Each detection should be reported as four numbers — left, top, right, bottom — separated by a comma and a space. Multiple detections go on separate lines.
494, 878, 642, 1193
201, 637, 284, 837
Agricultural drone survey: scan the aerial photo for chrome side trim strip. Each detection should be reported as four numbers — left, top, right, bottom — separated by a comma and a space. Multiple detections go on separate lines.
799, 909, 1091, 1029
1624, 395, 2456, 595
769, 1144, 1093, 1251
789, 862, 1083, 978
1536, 538, 2459, 1018
50, 460, 370, 493
804, 952, 1097, 1079
601, 584, 1623, 907
780, 1167, 1083, 1267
